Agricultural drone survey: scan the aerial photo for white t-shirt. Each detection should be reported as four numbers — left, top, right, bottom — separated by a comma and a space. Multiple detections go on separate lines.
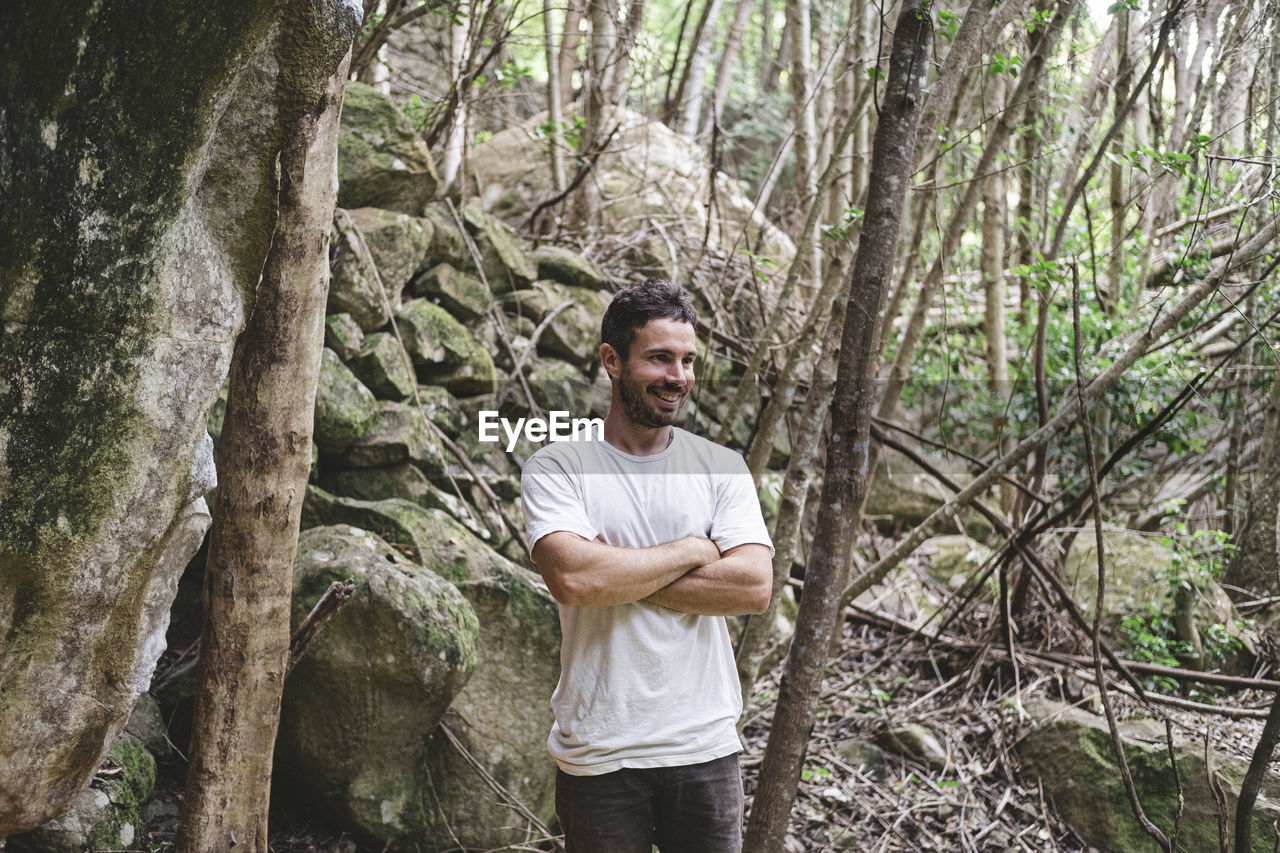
520, 426, 774, 776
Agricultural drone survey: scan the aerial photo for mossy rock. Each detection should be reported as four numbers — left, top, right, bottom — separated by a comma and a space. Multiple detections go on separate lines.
277, 525, 478, 846
329, 213, 392, 332
421, 201, 472, 268
337, 81, 438, 214
532, 244, 610, 290
461, 199, 536, 294
410, 262, 493, 323
319, 463, 494, 541
502, 282, 610, 367
313, 348, 378, 454
396, 298, 497, 396
421, 562, 561, 850
919, 535, 993, 594
348, 331, 416, 402
324, 312, 366, 361
342, 206, 435, 296
12, 735, 156, 852
1020, 699, 1280, 852
501, 358, 606, 425
333, 400, 448, 477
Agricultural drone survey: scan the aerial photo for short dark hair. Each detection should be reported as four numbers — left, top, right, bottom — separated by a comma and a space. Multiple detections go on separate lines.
600, 278, 697, 359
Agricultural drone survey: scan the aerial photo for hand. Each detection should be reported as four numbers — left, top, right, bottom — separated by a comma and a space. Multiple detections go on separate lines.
684, 536, 721, 568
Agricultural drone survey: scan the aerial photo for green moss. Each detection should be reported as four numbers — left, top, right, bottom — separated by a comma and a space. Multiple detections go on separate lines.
82, 734, 156, 850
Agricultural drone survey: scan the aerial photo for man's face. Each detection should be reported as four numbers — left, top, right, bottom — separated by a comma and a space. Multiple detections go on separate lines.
607, 317, 697, 430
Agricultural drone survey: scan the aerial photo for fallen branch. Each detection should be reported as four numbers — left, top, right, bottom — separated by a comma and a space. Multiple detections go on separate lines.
286, 579, 355, 677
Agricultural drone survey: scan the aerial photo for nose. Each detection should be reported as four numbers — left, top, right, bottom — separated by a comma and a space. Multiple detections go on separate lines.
667, 360, 693, 387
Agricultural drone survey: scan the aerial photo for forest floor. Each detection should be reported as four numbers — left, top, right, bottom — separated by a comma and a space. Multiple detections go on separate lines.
136, 596, 1274, 853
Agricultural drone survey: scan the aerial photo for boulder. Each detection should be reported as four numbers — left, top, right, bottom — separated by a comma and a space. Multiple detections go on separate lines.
919, 535, 993, 593
1020, 699, 1280, 852
533, 244, 611, 290
397, 298, 497, 395
864, 452, 993, 540
470, 107, 795, 286
0, 0, 356, 826
276, 525, 478, 845
319, 464, 493, 541
10, 734, 156, 852
422, 560, 561, 851
461, 198, 537, 293
337, 81, 439, 214
503, 282, 611, 367
343, 206, 435, 295
421, 201, 472, 268
1063, 528, 1242, 643
410, 262, 493, 323
313, 349, 377, 455
324, 312, 366, 361
338, 400, 448, 476
501, 358, 606, 426
348, 331, 416, 401
875, 724, 950, 771
329, 211, 392, 331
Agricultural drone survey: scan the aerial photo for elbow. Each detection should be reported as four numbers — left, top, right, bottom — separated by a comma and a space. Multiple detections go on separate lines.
544, 571, 599, 607
746, 578, 772, 615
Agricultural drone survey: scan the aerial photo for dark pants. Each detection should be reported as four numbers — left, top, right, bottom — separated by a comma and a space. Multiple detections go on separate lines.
555, 753, 745, 853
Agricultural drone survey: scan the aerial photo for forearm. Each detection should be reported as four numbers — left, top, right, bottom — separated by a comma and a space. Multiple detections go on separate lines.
645, 545, 772, 616
533, 533, 720, 607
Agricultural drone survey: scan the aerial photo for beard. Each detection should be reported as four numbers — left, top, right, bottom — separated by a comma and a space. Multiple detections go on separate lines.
617, 372, 686, 429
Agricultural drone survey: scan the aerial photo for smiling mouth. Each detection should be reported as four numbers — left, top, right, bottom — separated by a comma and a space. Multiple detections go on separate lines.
651, 389, 683, 404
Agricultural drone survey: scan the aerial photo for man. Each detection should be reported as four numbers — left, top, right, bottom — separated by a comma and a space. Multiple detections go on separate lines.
520, 277, 774, 853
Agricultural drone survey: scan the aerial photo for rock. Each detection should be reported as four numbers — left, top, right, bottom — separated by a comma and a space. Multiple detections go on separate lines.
421, 554, 561, 850
397, 298, 497, 395
533, 244, 611, 290
507, 358, 607, 425
410, 262, 493, 323
329, 211, 392, 332
416, 384, 469, 438
319, 464, 493, 541
503, 282, 611, 367
919, 535, 992, 593
11, 734, 156, 852
324, 312, 366, 361
348, 332, 416, 401
421, 201, 472, 268
0, 0, 355, 825
276, 525, 478, 845
313, 349, 377, 455
337, 81, 438, 214
835, 739, 888, 782
864, 452, 993, 541
124, 692, 173, 764
1020, 699, 1280, 852
304, 487, 501, 560
461, 199, 537, 293
337, 400, 448, 476
471, 106, 795, 286
1063, 528, 1243, 645
342, 207, 434, 296
875, 724, 950, 770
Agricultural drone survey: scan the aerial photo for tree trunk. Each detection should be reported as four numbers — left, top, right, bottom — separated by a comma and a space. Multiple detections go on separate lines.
671, 0, 724, 136
742, 5, 930, 849
606, 0, 648, 107
177, 50, 352, 853
440, 2, 471, 189
559, 0, 585, 109
1223, 375, 1280, 599
980, 87, 1010, 512
700, 0, 756, 141
545, 0, 568, 192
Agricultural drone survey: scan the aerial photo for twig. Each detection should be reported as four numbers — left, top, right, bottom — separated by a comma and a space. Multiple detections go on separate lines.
1166, 719, 1184, 851
438, 722, 564, 851
526, 123, 623, 234
286, 579, 356, 677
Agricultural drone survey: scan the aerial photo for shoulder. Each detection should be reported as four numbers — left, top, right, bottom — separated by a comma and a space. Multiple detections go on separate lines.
673, 428, 748, 474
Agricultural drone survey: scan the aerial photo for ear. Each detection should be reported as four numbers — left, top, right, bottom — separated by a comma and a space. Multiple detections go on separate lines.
600, 342, 621, 379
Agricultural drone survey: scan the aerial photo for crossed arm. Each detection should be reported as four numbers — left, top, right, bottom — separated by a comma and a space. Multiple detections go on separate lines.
531, 532, 772, 616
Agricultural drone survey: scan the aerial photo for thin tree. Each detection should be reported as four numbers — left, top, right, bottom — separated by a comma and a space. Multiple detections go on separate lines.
742, 4, 932, 848
177, 41, 355, 853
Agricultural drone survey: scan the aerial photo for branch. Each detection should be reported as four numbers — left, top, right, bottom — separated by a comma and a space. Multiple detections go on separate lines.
287, 579, 356, 677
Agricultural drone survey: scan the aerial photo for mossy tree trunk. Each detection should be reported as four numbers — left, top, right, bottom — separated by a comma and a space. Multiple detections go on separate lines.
177, 43, 356, 853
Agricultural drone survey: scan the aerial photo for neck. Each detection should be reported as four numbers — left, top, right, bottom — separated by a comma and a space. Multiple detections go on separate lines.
603, 410, 673, 456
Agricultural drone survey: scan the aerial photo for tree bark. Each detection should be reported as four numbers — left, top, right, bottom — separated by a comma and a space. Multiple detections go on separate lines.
671, 0, 724, 136
177, 49, 353, 853
700, 0, 756, 141
544, 0, 568, 192
742, 5, 931, 849
559, 0, 585, 109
